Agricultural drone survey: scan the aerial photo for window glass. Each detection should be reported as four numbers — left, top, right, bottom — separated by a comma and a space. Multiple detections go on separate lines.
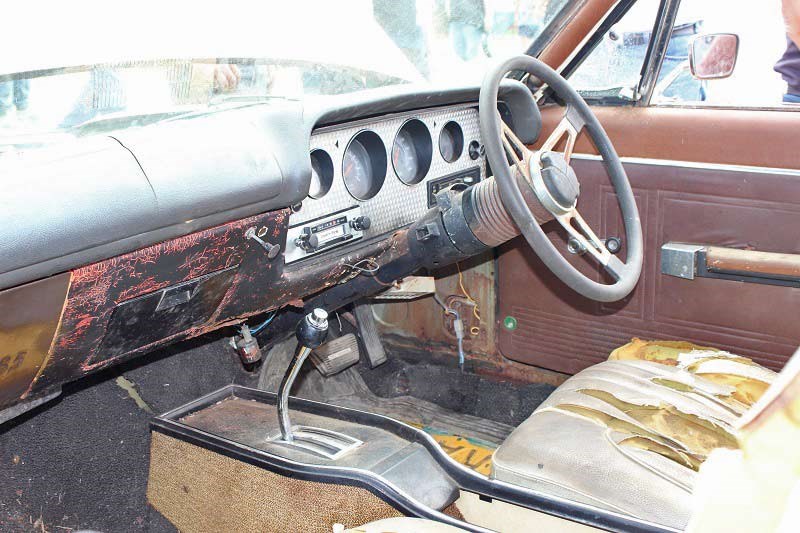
652, 0, 794, 107
0, 0, 572, 149
569, 0, 662, 101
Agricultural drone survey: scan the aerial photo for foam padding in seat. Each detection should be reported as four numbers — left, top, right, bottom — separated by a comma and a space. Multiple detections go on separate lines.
611, 338, 775, 406
424, 429, 496, 476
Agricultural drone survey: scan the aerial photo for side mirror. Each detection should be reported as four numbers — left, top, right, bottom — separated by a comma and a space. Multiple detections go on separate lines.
689, 33, 740, 80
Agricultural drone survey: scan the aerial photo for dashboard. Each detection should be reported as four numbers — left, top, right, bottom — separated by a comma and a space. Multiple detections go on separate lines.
0, 81, 541, 419
287, 105, 486, 264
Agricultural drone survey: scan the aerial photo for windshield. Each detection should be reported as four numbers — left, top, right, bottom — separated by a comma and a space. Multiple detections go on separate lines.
0, 0, 570, 145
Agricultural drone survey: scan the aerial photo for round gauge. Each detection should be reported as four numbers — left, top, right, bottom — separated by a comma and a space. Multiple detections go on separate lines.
439, 121, 464, 163
392, 119, 432, 185
342, 130, 387, 200
308, 149, 333, 199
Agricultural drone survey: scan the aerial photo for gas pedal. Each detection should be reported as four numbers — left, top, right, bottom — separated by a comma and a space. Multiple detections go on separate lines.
353, 301, 388, 368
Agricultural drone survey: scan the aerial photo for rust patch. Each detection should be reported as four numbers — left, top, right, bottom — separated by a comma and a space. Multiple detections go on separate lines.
26, 210, 290, 397
21, 209, 416, 405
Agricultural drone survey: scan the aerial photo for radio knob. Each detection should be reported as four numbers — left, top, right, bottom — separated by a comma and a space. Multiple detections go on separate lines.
350, 215, 371, 232
295, 228, 320, 252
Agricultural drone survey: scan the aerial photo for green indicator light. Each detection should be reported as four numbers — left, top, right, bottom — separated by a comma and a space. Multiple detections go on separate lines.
503, 316, 517, 331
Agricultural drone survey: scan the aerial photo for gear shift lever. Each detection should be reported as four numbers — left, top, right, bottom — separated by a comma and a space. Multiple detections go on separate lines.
277, 308, 329, 442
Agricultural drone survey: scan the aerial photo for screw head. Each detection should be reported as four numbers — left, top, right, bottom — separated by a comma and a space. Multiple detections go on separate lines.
605, 237, 622, 254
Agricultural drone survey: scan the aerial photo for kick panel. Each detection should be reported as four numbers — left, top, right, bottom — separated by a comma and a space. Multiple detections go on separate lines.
497, 157, 800, 374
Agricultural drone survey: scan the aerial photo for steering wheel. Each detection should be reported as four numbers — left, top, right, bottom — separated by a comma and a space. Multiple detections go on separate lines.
479, 56, 643, 303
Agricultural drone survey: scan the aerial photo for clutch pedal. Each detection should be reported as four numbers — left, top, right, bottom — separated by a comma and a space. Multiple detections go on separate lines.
310, 333, 360, 377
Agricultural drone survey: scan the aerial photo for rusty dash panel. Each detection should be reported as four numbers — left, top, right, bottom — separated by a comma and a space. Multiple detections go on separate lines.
26, 209, 290, 396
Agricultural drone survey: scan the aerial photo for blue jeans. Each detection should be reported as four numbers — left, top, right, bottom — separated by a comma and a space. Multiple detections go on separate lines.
658, 32, 704, 101
450, 22, 482, 61
0, 79, 30, 113
784, 93, 800, 103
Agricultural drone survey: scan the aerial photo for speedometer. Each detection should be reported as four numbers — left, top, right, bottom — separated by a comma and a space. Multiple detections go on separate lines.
342, 130, 387, 201
392, 119, 432, 185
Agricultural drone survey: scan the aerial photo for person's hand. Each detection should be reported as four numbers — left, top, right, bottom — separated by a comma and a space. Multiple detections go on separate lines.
213, 64, 241, 92
783, 0, 800, 47
696, 35, 738, 78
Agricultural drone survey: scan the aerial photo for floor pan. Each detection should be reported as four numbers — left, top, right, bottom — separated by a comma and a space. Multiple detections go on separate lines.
258, 338, 518, 446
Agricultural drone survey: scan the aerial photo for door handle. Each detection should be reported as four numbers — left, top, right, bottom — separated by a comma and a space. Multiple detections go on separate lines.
661, 242, 800, 288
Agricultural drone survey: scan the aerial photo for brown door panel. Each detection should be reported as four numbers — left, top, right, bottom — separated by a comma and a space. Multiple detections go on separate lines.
537, 105, 800, 170
497, 157, 800, 374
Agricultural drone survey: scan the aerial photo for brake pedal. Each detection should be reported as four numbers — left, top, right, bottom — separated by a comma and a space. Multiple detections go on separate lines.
353, 302, 388, 368
310, 333, 360, 377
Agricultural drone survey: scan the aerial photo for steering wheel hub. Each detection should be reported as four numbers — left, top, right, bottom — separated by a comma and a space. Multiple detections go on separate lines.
537, 151, 580, 211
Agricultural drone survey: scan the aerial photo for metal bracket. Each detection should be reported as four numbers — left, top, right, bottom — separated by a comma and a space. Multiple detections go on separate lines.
661, 242, 800, 287
661, 243, 704, 279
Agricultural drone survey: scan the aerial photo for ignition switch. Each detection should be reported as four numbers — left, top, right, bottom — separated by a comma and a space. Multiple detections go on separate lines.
605, 236, 622, 254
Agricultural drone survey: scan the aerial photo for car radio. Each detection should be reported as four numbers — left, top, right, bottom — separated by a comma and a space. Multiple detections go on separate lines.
285, 206, 369, 264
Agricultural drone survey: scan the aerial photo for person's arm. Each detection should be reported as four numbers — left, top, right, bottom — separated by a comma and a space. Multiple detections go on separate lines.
783, 0, 800, 47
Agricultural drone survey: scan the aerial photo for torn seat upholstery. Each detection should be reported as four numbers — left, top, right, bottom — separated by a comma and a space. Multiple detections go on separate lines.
491, 339, 777, 530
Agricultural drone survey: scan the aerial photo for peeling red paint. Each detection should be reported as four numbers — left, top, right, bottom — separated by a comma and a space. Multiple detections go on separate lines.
28, 210, 289, 395
25, 207, 406, 402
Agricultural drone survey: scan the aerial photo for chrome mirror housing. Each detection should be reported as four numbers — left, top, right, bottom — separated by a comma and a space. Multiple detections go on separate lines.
689, 33, 740, 80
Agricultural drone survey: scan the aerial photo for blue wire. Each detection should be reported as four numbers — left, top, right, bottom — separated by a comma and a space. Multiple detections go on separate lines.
250, 310, 278, 335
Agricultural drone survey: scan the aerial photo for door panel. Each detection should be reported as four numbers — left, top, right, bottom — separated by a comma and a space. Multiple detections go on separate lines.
497, 156, 800, 374
536, 105, 800, 170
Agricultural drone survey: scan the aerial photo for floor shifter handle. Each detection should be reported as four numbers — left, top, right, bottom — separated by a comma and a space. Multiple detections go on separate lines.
277, 309, 329, 441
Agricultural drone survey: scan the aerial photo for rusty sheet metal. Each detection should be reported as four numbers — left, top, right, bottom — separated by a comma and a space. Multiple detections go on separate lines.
376, 252, 496, 353
20, 210, 413, 407
25, 209, 289, 398
374, 252, 568, 387
0, 273, 70, 408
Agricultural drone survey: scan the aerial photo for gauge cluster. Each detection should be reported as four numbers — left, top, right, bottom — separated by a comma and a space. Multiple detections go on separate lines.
289, 105, 486, 262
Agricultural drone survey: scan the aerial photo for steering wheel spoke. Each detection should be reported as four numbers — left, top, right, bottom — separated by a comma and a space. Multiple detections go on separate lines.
556, 208, 626, 281
500, 117, 532, 181
538, 106, 584, 164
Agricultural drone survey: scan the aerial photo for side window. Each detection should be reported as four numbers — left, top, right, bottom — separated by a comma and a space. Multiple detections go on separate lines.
569, 0, 798, 109
569, 0, 662, 102
652, 0, 794, 107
